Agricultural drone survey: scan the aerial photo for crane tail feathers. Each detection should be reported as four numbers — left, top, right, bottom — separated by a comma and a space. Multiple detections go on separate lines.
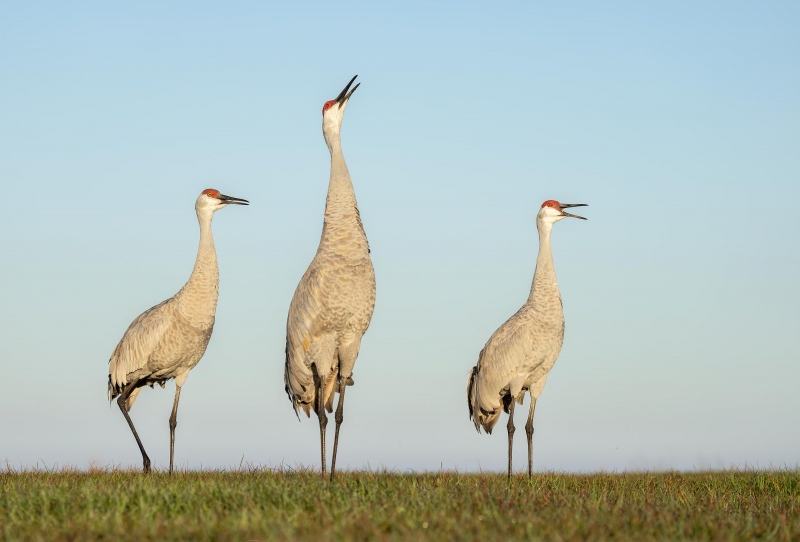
466, 366, 477, 420
107, 374, 115, 404
467, 364, 504, 434
284, 339, 314, 418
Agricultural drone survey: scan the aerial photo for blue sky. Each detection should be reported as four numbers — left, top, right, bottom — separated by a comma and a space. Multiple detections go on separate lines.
1, 1, 798, 472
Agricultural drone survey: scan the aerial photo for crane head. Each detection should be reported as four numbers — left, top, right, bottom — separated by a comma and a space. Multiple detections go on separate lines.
539, 200, 588, 223
196, 188, 249, 212
322, 75, 360, 137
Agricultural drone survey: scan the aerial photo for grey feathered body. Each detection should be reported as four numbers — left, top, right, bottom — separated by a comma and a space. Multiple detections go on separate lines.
108, 221, 219, 410
467, 226, 564, 433
284, 140, 376, 417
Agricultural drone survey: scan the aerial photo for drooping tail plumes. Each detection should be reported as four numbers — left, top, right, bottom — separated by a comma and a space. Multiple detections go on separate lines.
466, 366, 477, 422
466, 362, 503, 434
283, 340, 304, 418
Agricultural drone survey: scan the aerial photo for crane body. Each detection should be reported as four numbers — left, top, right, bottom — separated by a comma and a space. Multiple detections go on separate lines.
467, 200, 586, 478
107, 189, 248, 473
284, 76, 376, 480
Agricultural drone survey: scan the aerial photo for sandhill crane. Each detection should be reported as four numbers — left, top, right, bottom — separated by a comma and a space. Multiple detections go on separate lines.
284, 75, 376, 480
108, 188, 248, 473
467, 199, 587, 479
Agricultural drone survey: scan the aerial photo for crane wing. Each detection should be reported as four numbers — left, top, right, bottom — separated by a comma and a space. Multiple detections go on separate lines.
469, 311, 545, 428
108, 298, 174, 396
284, 263, 331, 414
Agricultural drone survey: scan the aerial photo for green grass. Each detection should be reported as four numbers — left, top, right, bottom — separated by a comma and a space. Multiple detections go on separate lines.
1, 468, 798, 541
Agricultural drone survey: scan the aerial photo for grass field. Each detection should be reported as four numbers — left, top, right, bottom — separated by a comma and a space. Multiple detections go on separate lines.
1, 468, 798, 541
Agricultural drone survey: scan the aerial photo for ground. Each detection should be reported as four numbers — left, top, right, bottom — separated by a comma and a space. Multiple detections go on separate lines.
1, 468, 798, 540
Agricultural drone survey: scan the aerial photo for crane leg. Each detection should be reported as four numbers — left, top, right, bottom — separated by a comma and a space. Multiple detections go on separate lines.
507, 399, 516, 481
330, 374, 347, 482
168, 385, 182, 475
116, 383, 151, 473
525, 394, 537, 479
315, 372, 328, 477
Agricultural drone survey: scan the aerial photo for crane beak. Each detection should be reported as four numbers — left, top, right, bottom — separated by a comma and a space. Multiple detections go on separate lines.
219, 194, 249, 205
334, 75, 360, 108
560, 203, 587, 220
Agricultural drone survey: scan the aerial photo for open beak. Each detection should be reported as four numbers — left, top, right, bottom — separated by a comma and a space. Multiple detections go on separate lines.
219, 194, 249, 205
334, 75, 360, 108
560, 203, 587, 220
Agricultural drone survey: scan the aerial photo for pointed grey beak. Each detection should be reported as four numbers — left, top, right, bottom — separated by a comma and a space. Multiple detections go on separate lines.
560, 203, 587, 220
334, 75, 360, 108
219, 194, 249, 205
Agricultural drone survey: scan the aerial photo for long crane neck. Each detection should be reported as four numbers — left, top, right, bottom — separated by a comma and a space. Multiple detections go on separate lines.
176, 210, 219, 325
326, 138, 357, 211
321, 129, 367, 248
528, 222, 561, 309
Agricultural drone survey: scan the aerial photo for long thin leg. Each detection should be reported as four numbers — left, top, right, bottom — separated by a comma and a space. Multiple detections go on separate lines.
316, 372, 328, 477
525, 393, 537, 478
507, 399, 516, 481
116, 383, 151, 473
330, 374, 347, 481
168, 385, 182, 474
